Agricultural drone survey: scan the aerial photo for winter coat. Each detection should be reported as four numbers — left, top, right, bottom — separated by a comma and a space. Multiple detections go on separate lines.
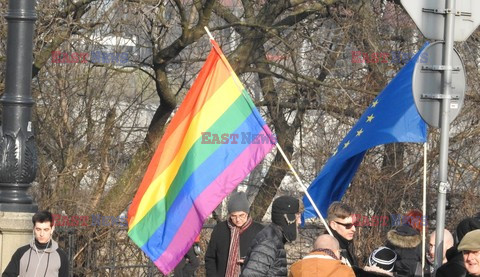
386, 225, 422, 277
289, 250, 355, 277
174, 246, 200, 277
2, 239, 68, 277
241, 223, 287, 277
331, 229, 358, 267
205, 220, 264, 277
352, 266, 396, 277
435, 247, 467, 277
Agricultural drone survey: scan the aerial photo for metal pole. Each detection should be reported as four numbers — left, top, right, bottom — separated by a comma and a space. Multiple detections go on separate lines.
0, 0, 38, 212
434, 0, 455, 270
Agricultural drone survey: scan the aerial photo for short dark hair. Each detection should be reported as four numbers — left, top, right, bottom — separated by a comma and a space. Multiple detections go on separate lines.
327, 202, 353, 223
32, 210, 54, 227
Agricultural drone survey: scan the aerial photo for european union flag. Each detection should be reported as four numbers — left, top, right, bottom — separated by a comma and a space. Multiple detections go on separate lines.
303, 44, 428, 220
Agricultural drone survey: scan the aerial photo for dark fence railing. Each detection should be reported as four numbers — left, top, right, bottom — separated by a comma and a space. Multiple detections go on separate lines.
56, 226, 162, 277
55, 223, 324, 277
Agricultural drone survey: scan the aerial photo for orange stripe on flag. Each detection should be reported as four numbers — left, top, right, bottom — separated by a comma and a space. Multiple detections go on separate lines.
128, 46, 230, 226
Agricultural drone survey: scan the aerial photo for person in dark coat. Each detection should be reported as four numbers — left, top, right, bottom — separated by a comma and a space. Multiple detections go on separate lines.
351, 246, 398, 277
326, 201, 358, 267
385, 224, 423, 276
174, 245, 200, 277
436, 216, 480, 277
241, 196, 302, 277
205, 191, 264, 277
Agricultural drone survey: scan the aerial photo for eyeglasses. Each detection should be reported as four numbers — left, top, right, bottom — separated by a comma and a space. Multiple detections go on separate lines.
334, 221, 355, 229
230, 213, 247, 220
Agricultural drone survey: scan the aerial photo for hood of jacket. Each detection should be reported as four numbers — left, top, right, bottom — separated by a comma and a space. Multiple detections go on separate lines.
387, 225, 421, 249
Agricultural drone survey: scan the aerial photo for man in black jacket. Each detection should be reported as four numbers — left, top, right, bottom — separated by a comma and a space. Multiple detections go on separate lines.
174, 240, 200, 277
205, 191, 263, 277
436, 216, 480, 277
385, 224, 422, 276
241, 196, 302, 277
2, 210, 69, 277
327, 201, 358, 267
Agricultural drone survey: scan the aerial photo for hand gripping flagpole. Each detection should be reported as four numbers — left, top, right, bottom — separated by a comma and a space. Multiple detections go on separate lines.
204, 26, 349, 267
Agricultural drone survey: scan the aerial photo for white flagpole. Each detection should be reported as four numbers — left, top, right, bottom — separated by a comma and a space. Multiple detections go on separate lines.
204, 25, 347, 266
204, 26, 214, 40
275, 143, 352, 268
422, 142, 428, 276
274, 143, 334, 236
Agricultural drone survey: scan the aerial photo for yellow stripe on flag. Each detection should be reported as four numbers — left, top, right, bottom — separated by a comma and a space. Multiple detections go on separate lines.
130, 77, 241, 228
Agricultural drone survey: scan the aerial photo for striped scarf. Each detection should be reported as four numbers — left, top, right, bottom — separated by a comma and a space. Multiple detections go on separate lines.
225, 216, 253, 277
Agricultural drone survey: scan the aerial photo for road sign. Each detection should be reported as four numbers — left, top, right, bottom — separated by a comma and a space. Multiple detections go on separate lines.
403, 0, 476, 270
412, 42, 466, 128
400, 0, 480, 41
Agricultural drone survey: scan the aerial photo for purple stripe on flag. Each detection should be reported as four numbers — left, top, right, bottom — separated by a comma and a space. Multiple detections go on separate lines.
153, 129, 274, 273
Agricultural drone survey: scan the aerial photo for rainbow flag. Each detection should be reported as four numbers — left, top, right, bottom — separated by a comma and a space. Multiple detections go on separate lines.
127, 39, 275, 274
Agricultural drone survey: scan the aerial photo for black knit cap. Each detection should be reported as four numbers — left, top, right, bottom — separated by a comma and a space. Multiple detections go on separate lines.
272, 196, 300, 219
368, 246, 397, 272
271, 196, 301, 242
456, 217, 480, 243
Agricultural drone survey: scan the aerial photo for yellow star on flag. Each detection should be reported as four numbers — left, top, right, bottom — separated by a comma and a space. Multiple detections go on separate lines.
372, 100, 379, 107
367, 114, 374, 122
356, 129, 363, 136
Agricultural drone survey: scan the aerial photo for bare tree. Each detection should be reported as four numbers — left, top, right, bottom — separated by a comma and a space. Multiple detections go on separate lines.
1, 0, 480, 271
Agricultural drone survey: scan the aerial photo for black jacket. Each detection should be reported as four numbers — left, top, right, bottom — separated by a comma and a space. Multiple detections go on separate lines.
205, 220, 264, 277
386, 225, 422, 277
174, 245, 200, 277
331, 229, 358, 267
353, 267, 396, 277
241, 223, 287, 277
435, 247, 467, 277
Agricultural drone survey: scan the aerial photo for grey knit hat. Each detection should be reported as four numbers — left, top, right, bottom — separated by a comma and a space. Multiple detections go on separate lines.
227, 192, 250, 214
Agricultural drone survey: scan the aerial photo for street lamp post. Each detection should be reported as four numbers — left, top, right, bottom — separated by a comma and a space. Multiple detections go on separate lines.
0, 0, 38, 213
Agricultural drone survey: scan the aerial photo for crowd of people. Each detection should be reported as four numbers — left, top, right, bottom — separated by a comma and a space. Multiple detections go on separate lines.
203, 192, 480, 277
3, 195, 478, 277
